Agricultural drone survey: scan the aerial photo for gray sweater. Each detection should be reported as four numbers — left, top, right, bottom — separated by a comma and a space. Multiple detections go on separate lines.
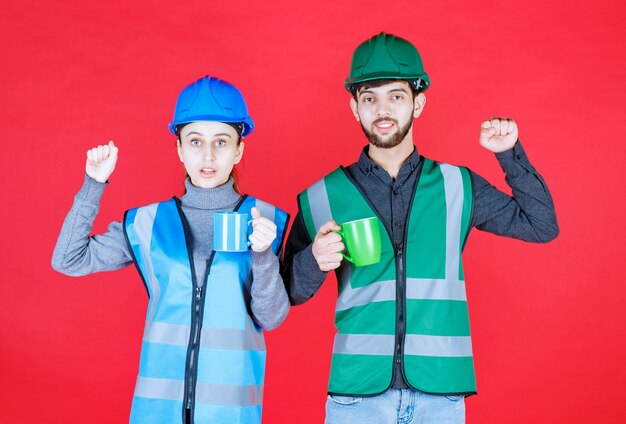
52, 175, 289, 330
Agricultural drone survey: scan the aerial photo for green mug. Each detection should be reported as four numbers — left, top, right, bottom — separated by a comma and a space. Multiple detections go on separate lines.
334, 217, 382, 267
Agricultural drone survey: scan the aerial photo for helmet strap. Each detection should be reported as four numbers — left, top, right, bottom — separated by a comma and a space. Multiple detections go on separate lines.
411, 79, 423, 91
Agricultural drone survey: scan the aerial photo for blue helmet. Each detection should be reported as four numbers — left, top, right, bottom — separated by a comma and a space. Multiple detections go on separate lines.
168, 75, 254, 137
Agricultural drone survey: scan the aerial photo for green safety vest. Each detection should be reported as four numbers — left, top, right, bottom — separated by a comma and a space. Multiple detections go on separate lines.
298, 158, 475, 396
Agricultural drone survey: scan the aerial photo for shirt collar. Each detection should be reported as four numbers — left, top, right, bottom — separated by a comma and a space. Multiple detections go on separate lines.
356, 145, 421, 177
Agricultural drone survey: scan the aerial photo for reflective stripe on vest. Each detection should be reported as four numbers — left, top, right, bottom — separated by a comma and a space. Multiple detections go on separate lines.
124, 196, 288, 424
133, 377, 263, 406
298, 160, 475, 395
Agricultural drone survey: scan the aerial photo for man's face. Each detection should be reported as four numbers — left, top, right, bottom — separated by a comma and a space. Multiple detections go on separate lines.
350, 81, 425, 148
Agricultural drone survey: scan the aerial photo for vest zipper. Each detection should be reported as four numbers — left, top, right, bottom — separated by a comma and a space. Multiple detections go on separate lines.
185, 283, 203, 410
183, 257, 213, 421
175, 198, 221, 423
394, 243, 406, 370
397, 172, 420, 387
339, 165, 422, 390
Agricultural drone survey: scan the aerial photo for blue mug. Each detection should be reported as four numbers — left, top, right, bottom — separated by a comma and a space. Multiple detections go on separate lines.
213, 212, 252, 252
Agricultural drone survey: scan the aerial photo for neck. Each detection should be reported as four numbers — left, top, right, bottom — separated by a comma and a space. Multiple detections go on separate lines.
368, 134, 415, 179
180, 177, 240, 210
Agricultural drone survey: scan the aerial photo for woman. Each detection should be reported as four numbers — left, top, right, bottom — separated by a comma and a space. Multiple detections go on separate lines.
52, 75, 290, 424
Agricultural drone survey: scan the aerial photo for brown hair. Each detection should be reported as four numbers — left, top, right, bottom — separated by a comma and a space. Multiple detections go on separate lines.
351, 78, 421, 101
231, 166, 242, 194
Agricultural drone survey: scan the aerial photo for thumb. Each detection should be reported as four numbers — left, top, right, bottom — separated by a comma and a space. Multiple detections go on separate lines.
108, 140, 119, 158
480, 122, 495, 135
318, 220, 340, 235
251, 207, 261, 219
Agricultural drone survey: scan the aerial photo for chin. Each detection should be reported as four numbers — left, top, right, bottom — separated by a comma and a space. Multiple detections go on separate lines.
190, 178, 220, 189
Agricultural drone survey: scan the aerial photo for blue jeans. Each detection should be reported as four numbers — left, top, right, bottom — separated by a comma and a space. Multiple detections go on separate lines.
325, 389, 465, 424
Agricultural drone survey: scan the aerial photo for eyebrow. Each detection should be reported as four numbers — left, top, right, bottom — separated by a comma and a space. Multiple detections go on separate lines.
358, 86, 410, 97
388, 87, 410, 94
184, 131, 232, 138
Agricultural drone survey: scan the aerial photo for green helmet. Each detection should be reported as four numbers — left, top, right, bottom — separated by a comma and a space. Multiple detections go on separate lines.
345, 32, 430, 93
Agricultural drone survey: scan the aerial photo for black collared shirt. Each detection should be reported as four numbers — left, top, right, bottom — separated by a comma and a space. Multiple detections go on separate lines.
281, 141, 559, 390
346, 146, 422, 255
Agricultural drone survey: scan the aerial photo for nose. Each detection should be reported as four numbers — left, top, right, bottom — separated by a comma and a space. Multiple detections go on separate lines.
375, 100, 391, 117
202, 145, 215, 161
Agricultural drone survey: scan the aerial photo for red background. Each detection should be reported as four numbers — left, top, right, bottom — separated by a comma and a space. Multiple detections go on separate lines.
1, 0, 625, 422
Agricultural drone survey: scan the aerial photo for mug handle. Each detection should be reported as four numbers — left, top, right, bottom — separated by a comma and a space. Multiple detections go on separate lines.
332, 229, 354, 263
246, 219, 254, 248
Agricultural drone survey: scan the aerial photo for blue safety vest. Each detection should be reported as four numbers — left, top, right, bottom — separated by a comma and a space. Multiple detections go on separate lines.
123, 195, 289, 424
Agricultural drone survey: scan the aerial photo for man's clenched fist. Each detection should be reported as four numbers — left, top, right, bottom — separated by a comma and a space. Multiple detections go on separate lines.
479, 118, 518, 153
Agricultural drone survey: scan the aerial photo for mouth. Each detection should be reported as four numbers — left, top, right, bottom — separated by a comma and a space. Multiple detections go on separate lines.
199, 167, 217, 178
373, 119, 397, 134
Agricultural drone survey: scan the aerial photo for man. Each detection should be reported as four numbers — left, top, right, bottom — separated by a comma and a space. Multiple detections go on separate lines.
282, 33, 558, 423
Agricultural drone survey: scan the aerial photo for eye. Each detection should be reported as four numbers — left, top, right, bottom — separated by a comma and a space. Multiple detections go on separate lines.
361, 96, 374, 103
190, 139, 202, 146
391, 94, 405, 101
215, 139, 227, 147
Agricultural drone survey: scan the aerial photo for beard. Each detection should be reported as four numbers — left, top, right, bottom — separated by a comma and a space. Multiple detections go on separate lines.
360, 117, 413, 149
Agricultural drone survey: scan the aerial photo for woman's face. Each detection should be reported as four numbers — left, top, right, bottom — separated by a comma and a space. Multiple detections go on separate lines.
177, 121, 244, 189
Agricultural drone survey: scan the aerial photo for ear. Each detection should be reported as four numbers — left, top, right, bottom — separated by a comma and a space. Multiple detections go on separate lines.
413, 93, 426, 118
234, 141, 245, 165
176, 139, 184, 162
350, 97, 360, 122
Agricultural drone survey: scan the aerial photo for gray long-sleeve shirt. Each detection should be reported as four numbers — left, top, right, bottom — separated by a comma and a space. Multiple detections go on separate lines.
52, 175, 289, 330
281, 141, 559, 389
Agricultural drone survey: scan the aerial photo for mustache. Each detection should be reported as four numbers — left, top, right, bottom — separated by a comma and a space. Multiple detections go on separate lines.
372, 118, 399, 126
